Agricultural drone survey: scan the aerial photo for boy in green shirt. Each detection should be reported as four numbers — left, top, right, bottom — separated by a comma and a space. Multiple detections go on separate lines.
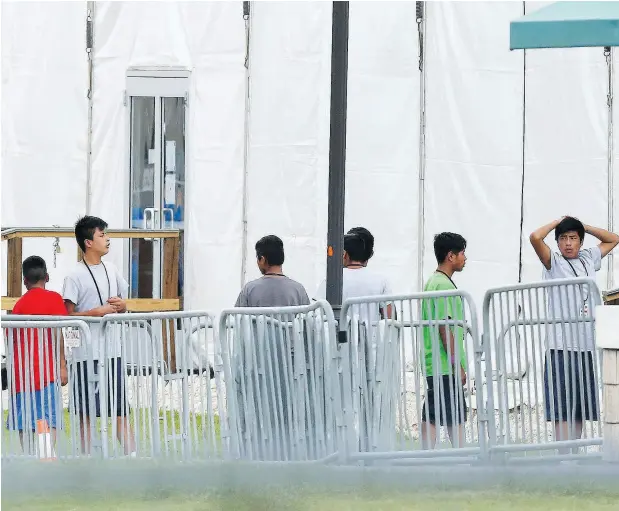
421, 232, 468, 449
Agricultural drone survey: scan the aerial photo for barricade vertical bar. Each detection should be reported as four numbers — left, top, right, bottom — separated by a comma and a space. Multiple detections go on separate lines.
179, 318, 190, 460
533, 285, 548, 445
340, 291, 482, 465
254, 316, 272, 459
411, 299, 423, 452
2, 319, 93, 461
219, 301, 339, 463
483, 278, 603, 463
521, 287, 534, 444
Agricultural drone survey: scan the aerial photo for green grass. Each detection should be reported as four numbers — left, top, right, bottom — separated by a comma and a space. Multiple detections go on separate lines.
2, 408, 221, 458
4, 489, 619, 511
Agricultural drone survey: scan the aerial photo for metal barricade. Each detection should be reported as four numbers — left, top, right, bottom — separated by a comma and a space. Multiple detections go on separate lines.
218, 300, 342, 462
482, 277, 603, 463
100, 311, 220, 460
2, 318, 96, 460
339, 291, 487, 465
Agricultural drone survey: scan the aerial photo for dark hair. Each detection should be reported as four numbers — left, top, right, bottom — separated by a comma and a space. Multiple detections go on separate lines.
434, 232, 467, 264
555, 216, 585, 243
255, 235, 285, 266
75, 216, 108, 252
22, 255, 47, 285
344, 227, 374, 262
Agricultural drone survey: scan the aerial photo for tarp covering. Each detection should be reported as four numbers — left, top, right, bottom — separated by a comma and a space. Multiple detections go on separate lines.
2, 1, 618, 316
511, 1, 619, 50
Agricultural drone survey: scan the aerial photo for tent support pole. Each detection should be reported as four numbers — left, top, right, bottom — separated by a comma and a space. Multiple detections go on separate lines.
86, 1, 95, 215
606, 46, 615, 289
416, 2, 427, 291
240, 1, 252, 287
326, 1, 349, 337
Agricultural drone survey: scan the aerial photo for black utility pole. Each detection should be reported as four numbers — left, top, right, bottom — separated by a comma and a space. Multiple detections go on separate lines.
326, 1, 350, 340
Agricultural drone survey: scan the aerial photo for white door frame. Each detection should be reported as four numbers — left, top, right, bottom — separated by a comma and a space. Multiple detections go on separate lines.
124, 67, 190, 299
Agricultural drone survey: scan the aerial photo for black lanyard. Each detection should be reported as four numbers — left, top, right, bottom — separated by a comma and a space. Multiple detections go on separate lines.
564, 256, 588, 278
83, 259, 111, 306
436, 270, 457, 288
562, 256, 589, 303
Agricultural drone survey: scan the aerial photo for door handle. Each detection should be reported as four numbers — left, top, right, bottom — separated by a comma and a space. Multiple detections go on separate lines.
143, 208, 158, 240
162, 208, 174, 229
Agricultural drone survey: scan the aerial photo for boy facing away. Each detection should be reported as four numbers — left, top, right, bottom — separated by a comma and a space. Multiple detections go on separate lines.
7, 256, 68, 453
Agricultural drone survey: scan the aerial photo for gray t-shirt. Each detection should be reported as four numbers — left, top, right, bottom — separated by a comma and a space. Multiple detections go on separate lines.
543, 246, 602, 351
62, 261, 129, 361
235, 276, 310, 308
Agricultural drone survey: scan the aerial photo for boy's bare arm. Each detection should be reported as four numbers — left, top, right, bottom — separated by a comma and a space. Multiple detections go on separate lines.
58, 331, 68, 386
530, 218, 563, 270
583, 224, 619, 258
438, 324, 466, 384
64, 300, 115, 317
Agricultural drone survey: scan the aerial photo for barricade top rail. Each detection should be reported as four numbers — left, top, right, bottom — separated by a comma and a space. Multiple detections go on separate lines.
2, 319, 92, 342
218, 300, 337, 349
101, 310, 215, 322
482, 277, 602, 308
341, 289, 477, 306
2, 315, 102, 324
340, 289, 480, 335
222, 299, 335, 317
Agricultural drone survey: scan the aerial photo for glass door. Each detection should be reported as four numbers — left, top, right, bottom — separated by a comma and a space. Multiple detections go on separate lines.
129, 95, 185, 299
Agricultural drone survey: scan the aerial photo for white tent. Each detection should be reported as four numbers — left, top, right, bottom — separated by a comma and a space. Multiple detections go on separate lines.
2, 1, 617, 315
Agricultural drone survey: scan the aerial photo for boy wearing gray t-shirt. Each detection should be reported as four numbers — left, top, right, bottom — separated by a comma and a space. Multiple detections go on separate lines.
233, 235, 309, 460
235, 235, 309, 308
530, 216, 619, 449
62, 216, 136, 456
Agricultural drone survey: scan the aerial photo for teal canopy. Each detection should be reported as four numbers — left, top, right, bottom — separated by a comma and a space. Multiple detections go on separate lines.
510, 2, 619, 50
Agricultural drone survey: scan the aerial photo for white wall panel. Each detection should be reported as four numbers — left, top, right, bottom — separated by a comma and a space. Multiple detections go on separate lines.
243, 1, 332, 298
1, 1, 88, 294
344, 1, 420, 295
521, 2, 608, 290
424, 1, 524, 306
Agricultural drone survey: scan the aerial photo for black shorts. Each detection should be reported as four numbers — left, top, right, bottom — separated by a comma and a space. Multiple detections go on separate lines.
544, 349, 599, 422
422, 374, 468, 426
72, 358, 129, 418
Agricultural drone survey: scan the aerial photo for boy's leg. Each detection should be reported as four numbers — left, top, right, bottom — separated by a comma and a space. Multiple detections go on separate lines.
73, 360, 95, 454
111, 357, 136, 455
420, 422, 437, 450
116, 417, 136, 455
42, 383, 59, 451
421, 376, 439, 450
545, 350, 573, 454
79, 418, 92, 454
445, 374, 467, 448
8, 391, 38, 455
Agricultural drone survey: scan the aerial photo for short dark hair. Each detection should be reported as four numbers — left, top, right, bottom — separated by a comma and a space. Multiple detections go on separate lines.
434, 232, 467, 264
344, 227, 374, 262
555, 216, 585, 243
22, 256, 47, 285
255, 235, 285, 266
75, 216, 108, 252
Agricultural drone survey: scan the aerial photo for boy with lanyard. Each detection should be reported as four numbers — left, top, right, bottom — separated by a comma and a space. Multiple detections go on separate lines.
530, 216, 619, 450
62, 216, 136, 456
420, 232, 468, 450
235, 235, 309, 307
